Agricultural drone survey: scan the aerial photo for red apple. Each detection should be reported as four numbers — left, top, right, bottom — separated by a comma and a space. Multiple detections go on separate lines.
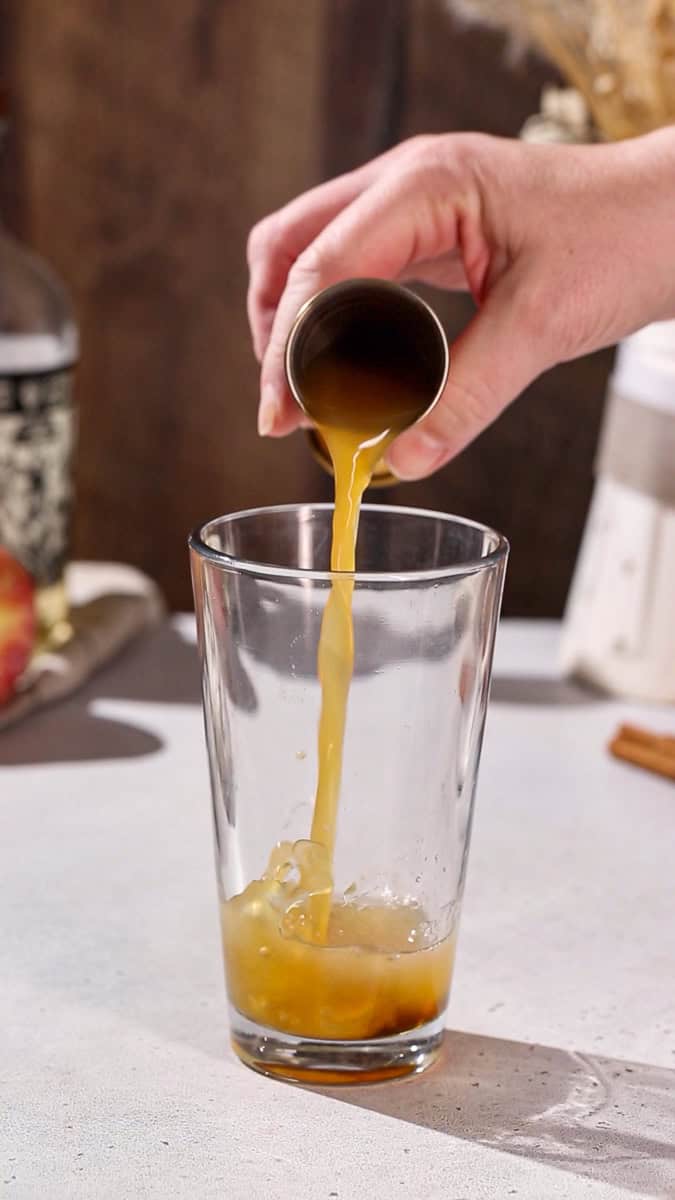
0, 547, 36, 704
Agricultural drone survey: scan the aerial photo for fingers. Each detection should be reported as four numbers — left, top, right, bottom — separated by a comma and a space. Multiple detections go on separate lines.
247, 137, 438, 363
258, 158, 479, 437
386, 268, 555, 479
247, 171, 371, 364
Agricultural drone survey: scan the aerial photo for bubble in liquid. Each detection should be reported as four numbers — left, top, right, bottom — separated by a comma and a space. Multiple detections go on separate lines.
277, 861, 300, 887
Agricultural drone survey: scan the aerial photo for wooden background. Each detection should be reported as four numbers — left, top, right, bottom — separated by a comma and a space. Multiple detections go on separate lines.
0, 0, 613, 615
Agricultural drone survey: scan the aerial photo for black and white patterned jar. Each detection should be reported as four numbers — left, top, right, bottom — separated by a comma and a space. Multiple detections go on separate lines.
0, 227, 78, 644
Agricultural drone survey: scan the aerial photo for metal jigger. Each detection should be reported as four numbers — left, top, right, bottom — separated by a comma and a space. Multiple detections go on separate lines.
285, 279, 449, 486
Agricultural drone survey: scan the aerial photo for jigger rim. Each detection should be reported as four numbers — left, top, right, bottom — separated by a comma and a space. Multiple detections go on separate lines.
284, 278, 450, 426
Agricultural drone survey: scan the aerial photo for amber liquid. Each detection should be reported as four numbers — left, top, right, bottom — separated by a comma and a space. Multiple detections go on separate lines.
223, 353, 454, 1064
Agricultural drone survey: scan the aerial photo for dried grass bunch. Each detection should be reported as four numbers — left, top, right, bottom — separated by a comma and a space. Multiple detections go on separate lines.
450, 1, 675, 138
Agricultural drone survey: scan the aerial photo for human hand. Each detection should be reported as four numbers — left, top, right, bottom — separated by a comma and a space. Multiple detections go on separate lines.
247, 127, 675, 479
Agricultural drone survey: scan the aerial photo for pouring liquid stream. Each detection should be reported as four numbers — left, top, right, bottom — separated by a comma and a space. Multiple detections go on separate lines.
306, 356, 426, 932
222, 352, 455, 1045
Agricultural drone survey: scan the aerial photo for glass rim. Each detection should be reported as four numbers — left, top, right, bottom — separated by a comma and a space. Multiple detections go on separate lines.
189, 502, 508, 584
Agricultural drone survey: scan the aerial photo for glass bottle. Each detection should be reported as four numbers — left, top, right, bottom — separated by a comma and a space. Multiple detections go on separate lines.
0, 108, 79, 647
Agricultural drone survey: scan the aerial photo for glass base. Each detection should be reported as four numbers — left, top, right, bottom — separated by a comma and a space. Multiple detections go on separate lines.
229, 1007, 445, 1085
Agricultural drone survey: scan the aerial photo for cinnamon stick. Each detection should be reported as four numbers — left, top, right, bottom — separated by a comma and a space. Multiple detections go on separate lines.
614, 723, 675, 752
609, 724, 675, 782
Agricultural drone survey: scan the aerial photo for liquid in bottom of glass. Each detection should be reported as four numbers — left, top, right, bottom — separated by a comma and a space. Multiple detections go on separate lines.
223, 837, 455, 1040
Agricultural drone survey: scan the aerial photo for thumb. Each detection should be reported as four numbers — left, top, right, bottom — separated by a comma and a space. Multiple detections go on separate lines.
386, 274, 550, 480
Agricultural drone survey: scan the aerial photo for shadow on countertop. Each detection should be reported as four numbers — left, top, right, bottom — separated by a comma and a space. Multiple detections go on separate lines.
1, 609, 608, 768
490, 674, 606, 707
314, 1029, 675, 1198
0, 621, 201, 766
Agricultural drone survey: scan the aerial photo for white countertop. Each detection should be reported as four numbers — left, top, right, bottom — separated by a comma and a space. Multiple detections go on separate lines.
2, 618, 674, 1200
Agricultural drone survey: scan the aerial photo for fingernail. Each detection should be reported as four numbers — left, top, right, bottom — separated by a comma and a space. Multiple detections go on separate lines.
257, 385, 278, 437
385, 430, 448, 481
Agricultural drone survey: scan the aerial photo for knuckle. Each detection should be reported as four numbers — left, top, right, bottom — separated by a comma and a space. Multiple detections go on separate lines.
398, 135, 447, 178
397, 134, 480, 197
400, 133, 438, 160
288, 242, 327, 286
448, 374, 497, 431
425, 373, 499, 450
513, 278, 555, 348
425, 132, 495, 193
247, 215, 277, 266
443, 131, 490, 163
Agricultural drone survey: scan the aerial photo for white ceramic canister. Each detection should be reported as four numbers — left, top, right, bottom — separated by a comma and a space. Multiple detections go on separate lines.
560, 320, 675, 701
